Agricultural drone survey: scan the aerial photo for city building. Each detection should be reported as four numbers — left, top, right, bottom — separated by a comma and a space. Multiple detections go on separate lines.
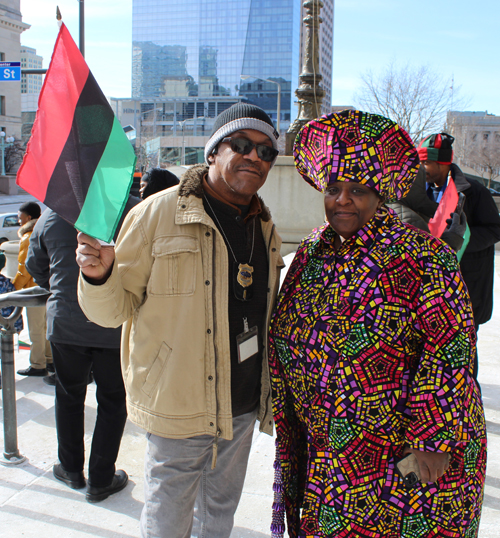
447, 111, 500, 186
20, 45, 42, 94
110, 95, 244, 168
20, 46, 43, 142
0, 0, 30, 140
128, 0, 334, 166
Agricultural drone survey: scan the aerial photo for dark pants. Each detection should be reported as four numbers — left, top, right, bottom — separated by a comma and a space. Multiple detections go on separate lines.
51, 342, 127, 487
473, 324, 479, 380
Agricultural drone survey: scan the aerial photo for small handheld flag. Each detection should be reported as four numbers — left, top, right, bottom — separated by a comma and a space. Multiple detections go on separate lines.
16, 23, 136, 243
428, 179, 459, 239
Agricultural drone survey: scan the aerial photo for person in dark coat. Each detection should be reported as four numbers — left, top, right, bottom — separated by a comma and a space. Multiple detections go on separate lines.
139, 167, 179, 199
417, 133, 500, 377
26, 209, 129, 502
388, 165, 467, 253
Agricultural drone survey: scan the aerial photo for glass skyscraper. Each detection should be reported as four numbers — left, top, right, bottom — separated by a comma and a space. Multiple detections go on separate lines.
128, 0, 333, 165
132, 0, 333, 134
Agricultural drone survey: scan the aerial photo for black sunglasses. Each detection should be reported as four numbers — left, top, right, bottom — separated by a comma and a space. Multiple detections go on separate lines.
220, 137, 278, 162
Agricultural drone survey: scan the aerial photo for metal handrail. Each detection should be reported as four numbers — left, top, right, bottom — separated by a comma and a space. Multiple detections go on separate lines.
0, 286, 51, 465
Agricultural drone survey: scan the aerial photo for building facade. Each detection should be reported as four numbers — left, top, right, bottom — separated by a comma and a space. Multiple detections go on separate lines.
20, 45, 42, 94
20, 46, 43, 142
130, 0, 334, 165
110, 96, 244, 167
448, 111, 500, 185
0, 0, 30, 140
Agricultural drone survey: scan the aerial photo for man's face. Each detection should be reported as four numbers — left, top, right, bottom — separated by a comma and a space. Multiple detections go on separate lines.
207, 129, 273, 205
139, 179, 148, 199
422, 160, 448, 186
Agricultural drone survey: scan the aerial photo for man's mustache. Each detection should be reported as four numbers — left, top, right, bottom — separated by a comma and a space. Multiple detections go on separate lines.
236, 164, 264, 177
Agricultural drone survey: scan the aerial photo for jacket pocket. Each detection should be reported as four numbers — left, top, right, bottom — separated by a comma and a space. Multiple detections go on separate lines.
150, 235, 198, 296
142, 341, 172, 397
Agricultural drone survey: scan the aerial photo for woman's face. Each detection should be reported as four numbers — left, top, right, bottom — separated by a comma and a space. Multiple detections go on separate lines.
324, 181, 383, 239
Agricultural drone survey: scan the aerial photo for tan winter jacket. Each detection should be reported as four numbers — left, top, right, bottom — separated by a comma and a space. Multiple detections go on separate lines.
78, 165, 284, 442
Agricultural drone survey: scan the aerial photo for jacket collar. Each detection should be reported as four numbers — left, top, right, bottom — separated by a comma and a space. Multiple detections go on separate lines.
450, 163, 471, 193
175, 163, 272, 225
18, 218, 37, 238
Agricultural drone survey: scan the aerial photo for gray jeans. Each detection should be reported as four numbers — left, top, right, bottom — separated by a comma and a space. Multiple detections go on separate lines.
140, 410, 257, 538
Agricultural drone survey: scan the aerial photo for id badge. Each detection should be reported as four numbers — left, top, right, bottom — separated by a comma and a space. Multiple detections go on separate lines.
236, 325, 259, 363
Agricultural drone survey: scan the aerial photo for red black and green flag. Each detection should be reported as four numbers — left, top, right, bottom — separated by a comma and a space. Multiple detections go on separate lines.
17, 23, 136, 243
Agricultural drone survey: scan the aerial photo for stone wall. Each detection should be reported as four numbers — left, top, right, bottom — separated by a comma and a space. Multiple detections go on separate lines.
0, 174, 18, 194
259, 155, 325, 255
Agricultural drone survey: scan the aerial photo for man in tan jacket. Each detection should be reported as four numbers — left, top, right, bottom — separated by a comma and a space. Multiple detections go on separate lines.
14, 201, 53, 377
76, 103, 283, 538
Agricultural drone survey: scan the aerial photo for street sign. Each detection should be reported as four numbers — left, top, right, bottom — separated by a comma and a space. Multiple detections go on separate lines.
0, 62, 21, 81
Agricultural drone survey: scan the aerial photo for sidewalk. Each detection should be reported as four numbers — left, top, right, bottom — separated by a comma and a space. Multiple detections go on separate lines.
1, 256, 500, 537
0, 192, 44, 215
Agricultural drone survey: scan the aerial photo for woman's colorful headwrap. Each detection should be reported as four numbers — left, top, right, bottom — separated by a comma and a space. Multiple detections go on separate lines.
293, 110, 420, 201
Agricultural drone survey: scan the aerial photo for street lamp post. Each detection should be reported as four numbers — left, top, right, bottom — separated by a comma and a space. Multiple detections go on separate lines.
172, 121, 186, 165
180, 121, 186, 166
285, 0, 325, 154
138, 106, 163, 169
0, 133, 15, 176
240, 75, 281, 133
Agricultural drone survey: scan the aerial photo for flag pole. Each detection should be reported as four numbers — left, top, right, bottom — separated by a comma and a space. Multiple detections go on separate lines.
79, 0, 85, 58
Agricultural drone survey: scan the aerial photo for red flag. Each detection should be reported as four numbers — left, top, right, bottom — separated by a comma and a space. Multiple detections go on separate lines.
428, 179, 459, 238
16, 23, 136, 242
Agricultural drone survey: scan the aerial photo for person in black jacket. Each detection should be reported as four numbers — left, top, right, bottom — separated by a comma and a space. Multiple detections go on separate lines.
139, 167, 179, 200
417, 133, 500, 377
26, 209, 129, 502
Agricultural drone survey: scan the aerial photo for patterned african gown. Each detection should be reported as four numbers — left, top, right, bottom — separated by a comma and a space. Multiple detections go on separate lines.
269, 207, 486, 538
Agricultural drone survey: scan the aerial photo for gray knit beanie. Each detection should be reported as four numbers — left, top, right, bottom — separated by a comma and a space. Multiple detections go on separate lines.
204, 103, 279, 165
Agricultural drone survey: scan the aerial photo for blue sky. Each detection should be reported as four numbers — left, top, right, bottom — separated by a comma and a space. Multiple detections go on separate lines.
20, 0, 498, 115
331, 0, 499, 115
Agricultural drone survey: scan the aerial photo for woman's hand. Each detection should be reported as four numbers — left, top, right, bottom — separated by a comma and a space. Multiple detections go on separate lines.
404, 447, 451, 483
76, 232, 115, 284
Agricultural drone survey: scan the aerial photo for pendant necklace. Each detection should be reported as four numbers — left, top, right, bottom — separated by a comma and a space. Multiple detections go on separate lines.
205, 195, 255, 301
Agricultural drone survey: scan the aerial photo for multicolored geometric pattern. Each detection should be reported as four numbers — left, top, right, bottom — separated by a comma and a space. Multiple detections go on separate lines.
269, 207, 486, 538
293, 111, 420, 202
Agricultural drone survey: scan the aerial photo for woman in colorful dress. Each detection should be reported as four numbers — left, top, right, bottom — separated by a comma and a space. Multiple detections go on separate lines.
269, 110, 486, 538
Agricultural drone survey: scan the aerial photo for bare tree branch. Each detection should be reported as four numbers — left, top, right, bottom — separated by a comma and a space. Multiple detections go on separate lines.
467, 145, 500, 187
4, 141, 25, 174
354, 62, 469, 143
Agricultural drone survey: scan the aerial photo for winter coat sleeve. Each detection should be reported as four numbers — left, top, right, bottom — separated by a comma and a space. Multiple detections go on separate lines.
405, 241, 485, 453
0, 275, 23, 332
78, 210, 153, 328
25, 220, 50, 290
464, 185, 500, 253
12, 232, 34, 290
